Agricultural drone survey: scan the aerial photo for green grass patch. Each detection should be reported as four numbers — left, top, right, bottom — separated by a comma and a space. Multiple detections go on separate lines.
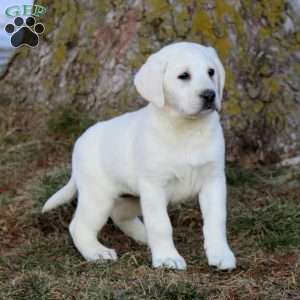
3, 273, 51, 300
142, 281, 204, 300
226, 163, 260, 186
233, 202, 300, 250
30, 167, 71, 208
0, 193, 11, 206
47, 105, 97, 139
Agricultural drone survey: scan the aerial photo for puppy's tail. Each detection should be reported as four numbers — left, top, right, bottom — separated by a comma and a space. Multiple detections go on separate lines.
42, 177, 77, 213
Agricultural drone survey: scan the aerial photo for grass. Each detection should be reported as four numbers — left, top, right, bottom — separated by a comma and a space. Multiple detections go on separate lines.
233, 202, 300, 250
47, 105, 97, 140
0, 101, 299, 299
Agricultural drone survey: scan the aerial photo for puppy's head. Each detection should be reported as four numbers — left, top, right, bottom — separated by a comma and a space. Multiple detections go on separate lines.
134, 42, 225, 118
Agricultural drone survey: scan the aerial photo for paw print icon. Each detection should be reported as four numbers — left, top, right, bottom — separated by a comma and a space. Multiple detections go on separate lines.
5, 16, 44, 48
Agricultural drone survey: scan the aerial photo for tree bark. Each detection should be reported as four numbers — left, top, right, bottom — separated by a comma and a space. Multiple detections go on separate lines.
1, 0, 299, 165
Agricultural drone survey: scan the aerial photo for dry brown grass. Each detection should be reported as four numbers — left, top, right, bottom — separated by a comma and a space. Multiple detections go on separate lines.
0, 102, 299, 299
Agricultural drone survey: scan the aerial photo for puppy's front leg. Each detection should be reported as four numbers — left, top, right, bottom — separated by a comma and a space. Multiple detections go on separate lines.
199, 174, 236, 270
140, 181, 186, 270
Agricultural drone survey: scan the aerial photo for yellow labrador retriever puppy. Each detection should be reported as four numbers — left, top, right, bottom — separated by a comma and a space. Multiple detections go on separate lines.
43, 42, 236, 270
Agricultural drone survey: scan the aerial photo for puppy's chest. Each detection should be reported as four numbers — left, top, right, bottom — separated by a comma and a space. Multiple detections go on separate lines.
166, 164, 205, 203
169, 137, 217, 167
162, 140, 219, 202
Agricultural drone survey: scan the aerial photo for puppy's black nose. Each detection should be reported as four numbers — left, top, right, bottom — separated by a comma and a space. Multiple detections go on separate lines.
200, 89, 216, 109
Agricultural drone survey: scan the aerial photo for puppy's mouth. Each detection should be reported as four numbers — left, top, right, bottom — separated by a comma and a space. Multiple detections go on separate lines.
189, 106, 217, 118
202, 103, 216, 111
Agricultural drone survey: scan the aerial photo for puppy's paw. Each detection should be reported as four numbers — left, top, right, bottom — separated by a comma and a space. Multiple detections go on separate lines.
152, 252, 187, 270
206, 246, 236, 270
83, 246, 118, 262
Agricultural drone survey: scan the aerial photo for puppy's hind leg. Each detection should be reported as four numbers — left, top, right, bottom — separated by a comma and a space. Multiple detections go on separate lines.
111, 196, 147, 244
69, 184, 117, 262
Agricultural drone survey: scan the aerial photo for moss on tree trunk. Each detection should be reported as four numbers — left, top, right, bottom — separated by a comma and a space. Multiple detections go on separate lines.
1, 0, 299, 165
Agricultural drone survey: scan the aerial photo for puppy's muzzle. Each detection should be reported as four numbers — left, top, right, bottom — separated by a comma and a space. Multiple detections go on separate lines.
200, 89, 216, 110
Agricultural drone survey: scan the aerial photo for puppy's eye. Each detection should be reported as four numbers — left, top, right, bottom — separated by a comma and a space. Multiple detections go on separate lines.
178, 72, 191, 80
208, 68, 215, 78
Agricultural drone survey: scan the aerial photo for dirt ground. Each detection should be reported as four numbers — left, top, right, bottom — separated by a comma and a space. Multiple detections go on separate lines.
0, 102, 299, 300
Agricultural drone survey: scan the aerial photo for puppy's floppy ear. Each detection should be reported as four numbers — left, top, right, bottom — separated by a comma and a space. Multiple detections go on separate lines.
134, 52, 167, 108
206, 47, 225, 109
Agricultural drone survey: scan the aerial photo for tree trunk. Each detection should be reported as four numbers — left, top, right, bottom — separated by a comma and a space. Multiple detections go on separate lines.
1, 0, 299, 166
